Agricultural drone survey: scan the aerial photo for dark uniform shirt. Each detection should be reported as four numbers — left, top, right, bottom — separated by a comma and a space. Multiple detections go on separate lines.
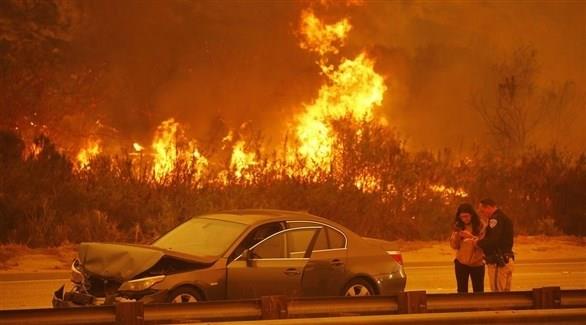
477, 209, 514, 259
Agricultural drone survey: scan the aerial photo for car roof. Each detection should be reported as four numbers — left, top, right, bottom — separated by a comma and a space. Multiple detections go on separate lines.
199, 209, 330, 226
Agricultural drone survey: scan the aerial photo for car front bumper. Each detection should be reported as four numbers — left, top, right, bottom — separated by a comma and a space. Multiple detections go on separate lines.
52, 284, 169, 308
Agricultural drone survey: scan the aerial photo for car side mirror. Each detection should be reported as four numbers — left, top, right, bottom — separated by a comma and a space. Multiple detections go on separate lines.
242, 248, 253, 267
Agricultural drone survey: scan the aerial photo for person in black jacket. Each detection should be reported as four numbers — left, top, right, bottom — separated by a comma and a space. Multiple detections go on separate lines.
476, 198, 514, 291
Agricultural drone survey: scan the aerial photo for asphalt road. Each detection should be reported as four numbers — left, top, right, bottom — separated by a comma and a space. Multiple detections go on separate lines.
1, 260, 584, 310
405, 260, 586, 293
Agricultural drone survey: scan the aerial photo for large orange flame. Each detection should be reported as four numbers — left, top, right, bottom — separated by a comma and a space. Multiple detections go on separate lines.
32, 6, 471, 206
76, 140, 101, 169
152, 118, 179, 180
230, 140, 257, 181
151, 118, 208, 181
299, 9, 351, 57
191, 147, 209, 181
67, 7, 389, 192
293, 11, 386, 173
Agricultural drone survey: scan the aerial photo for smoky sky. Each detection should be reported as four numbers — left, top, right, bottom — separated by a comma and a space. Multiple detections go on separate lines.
5, 0, 586, 152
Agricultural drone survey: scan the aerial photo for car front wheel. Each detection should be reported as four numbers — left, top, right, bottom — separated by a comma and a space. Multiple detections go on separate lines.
168, 286, 203, 303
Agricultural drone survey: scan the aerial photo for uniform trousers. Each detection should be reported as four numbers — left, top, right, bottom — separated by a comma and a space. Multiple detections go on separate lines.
487, 259, 514, 292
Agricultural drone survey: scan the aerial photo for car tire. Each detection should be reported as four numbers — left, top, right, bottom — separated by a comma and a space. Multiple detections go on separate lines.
343, 278, 375, 297
168, 286, 204, 303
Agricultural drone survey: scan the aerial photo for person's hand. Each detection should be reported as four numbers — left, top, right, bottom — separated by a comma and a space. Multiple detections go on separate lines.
459, 230, 475, 239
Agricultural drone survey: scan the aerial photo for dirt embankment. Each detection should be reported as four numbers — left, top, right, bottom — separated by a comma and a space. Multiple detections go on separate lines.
0, 236, 584, 273
0, 244, 77, 272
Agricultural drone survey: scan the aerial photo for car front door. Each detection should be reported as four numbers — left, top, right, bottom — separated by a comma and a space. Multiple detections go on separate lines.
298, 225, 348, 296
226, 227, 320, 299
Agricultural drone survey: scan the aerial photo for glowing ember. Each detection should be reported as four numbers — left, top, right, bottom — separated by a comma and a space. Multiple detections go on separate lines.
429, 184, 469, 199
28, 142, 42, 159
133, 142, 144, 152
76, 140, 101, 169
222, 131, 234, 143
354, 173, 381, 193
222, 131, 234, 150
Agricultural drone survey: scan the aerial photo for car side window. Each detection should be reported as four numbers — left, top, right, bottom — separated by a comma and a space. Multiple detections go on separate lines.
247, 222, 284, 248
287, 228, 321, 258
287, 222, 327, 250
253, 232, 285, 258
229, 222, 283, 262
252, 228, 319, 259
327, 227, 346, 249
287, 221, 345, 250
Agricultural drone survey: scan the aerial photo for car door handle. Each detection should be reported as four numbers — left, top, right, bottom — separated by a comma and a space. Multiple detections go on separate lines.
284, 268, 300, 276
330, 259, 344, 267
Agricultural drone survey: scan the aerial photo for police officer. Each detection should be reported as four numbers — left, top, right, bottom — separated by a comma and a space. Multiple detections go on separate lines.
476, 198, 514, 292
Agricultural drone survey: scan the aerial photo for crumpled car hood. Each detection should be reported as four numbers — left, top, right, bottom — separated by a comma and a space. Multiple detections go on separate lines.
78, 242, 216, 282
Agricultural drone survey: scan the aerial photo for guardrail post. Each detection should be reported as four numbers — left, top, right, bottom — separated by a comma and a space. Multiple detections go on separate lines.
398, 290, 427, 314
260, 295, 289, 319
116, 301, 144, 325
533, 286, 561, 309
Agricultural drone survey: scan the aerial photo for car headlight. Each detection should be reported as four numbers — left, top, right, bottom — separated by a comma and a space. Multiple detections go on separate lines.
119, 275, 166, 292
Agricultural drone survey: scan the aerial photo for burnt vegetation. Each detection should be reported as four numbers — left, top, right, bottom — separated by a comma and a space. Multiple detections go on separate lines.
0, 125, 584, 248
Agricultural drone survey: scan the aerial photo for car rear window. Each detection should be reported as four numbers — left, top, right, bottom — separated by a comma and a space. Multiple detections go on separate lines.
252, 228, 319, 259
327, 227, 346, 249
287, 228, 317, 255
287, 221, 346, 250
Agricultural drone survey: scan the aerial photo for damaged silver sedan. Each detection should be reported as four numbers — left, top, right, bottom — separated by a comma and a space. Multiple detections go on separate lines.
53, 209, 406, 307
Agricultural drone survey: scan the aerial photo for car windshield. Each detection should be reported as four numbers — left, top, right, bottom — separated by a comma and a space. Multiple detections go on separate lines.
153, 217, 247, 257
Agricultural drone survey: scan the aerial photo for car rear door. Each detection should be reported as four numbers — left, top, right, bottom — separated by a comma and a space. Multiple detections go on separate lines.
226, 227, 320, 299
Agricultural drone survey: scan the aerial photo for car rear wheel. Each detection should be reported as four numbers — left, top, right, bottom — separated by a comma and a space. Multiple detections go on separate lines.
168, 286, 203, 303
343, 279, 375, 297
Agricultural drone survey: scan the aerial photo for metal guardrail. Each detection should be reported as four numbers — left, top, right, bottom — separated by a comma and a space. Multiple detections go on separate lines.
0, 287, 584, 325
202, 308, 586, 325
